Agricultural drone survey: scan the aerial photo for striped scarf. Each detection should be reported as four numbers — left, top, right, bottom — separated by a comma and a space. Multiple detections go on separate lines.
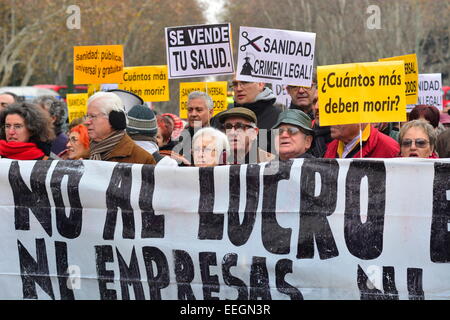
89, 130, 125, 160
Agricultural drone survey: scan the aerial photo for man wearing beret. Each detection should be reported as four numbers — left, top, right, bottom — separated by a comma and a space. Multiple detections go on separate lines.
219, 107, 274, 164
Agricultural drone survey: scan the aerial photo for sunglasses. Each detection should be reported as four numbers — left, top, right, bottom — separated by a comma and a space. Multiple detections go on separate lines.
401, 138, 429, 148
277, 127, 302, 136
223, 122, 254, 131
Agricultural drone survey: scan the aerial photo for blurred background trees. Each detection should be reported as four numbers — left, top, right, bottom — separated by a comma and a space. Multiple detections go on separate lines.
0, 0, 448, 115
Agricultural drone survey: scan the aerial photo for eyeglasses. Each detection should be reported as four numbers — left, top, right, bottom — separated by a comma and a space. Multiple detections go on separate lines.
401, 138, 429, 148
4, 124, 25, 131
84, 113, 106, 121
193, 146, 216, 154
229, 81, 252, 89
223, 122, 255, 131
276, 127, 303, 136
287, 83, 316, 91
69, 136, 79, 144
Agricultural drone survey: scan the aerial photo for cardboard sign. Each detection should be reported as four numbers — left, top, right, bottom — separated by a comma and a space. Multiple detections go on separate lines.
87, 84, 101, 97
165, 23, 234, 79
73, 45, 124, 84
118, 66, 169, 102
415, 73, 443, 110
236, 26, 316, 87
379, 54, 418, 105
318, 61, 407, 126
179, 81, 228, 118
66, 93, 88, 122
2, 159, 450, 300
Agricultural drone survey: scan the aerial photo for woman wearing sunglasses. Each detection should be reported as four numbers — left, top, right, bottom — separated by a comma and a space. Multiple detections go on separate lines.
399, 120, 438, 158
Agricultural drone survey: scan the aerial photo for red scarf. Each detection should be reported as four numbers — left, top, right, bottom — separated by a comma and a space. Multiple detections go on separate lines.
0, 140, 45, 160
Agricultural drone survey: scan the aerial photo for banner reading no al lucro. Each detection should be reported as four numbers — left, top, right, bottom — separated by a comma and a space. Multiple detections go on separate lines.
0, 158, 449, 300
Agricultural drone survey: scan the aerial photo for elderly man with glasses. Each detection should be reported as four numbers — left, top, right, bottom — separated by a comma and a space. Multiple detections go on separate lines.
218, 107, 274, 164
84, 91, 156, 164
272, 109, 315, 160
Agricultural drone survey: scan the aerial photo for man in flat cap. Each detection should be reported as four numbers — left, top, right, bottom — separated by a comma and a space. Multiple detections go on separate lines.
272, 109, 315, 160
219, 107, 274, 164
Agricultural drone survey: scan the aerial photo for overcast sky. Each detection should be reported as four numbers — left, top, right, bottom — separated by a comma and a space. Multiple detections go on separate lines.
198, 0, 225, 24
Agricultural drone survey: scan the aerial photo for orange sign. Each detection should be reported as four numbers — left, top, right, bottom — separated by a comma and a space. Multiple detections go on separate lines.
73, 45, 124, 84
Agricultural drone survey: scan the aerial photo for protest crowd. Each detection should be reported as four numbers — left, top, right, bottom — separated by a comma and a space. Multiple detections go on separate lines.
0, 73, 448, 164
1, 18, 450, 302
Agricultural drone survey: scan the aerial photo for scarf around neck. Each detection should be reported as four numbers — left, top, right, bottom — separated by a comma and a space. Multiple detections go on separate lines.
89, 130, 125, 161
0, 140, 45, 160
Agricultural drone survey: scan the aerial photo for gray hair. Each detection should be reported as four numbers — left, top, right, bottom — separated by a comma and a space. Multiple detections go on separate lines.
33, 95, 68, 133
193, 127, 230, 161
87, 91, 125, 115
188, 91, 214, 110
399, 119, 437, 150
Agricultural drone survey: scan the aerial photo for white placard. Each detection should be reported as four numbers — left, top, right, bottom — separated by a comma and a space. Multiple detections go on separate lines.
236, 26, 315, 87
165, 23, 234, 79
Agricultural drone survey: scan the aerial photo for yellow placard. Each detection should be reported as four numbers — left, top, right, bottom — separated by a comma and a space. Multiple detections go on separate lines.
87, 83, 101, 97
118, 66, 169, 102
66, 93, 88, 123
73, 45, 124, 84
379, 54, 418, 105
318, 61, 407, 126
179, 81, 228, 119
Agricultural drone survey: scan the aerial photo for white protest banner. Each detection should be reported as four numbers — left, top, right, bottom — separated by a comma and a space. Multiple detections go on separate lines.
0, 158, 449, 300
165, 23, 234, 79
236, 26, 315, 87
413, 73, 443, 111
271, 83, 291, 108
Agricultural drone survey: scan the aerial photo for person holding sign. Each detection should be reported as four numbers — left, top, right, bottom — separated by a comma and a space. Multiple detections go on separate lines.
324, 123, 399, 159
0, 102, 55, 160
230, 75, 280, 131
272, 109, 315, 160
399, 120, 438, 158
286, 72, 317, 119
229, 75, 281, 154
84, 92, 156, 164
218, 107, 274, 164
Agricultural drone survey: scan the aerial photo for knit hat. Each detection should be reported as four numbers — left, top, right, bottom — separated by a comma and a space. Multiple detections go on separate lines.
126, 104, 157, 137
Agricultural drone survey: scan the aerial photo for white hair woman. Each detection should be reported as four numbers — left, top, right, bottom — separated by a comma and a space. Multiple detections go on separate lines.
192, 127, 230, 167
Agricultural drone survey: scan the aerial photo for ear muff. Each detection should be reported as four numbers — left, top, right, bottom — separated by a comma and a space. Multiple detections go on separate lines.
109, 110, 127, 130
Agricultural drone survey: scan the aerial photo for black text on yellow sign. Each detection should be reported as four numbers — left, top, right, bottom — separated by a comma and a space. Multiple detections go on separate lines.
179, 82, 228, 118
73, 45, 124, 85
318, 61, 407, 126
118, 66, 169, 102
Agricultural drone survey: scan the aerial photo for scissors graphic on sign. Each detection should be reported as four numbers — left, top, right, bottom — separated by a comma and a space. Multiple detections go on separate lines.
240, 31, 263, 52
